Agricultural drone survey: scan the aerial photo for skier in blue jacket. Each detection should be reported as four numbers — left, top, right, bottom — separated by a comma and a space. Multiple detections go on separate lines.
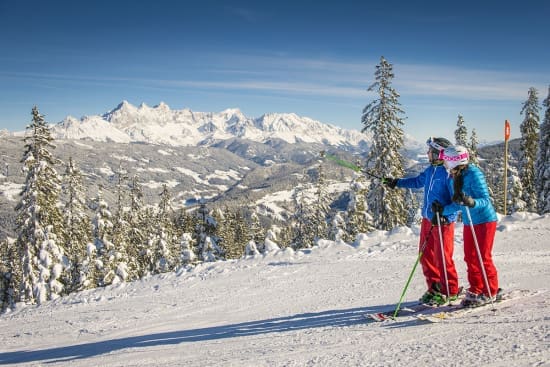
384, 137, 460, 305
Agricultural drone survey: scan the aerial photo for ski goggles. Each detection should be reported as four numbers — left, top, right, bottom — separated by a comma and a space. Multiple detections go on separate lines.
426, 137, 446, 152
438, 150, 469, 162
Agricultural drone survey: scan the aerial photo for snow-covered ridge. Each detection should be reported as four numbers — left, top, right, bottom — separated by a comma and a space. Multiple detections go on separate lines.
51, 101, 372, 147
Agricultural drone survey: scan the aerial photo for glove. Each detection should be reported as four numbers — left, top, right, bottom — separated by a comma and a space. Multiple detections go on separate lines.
461, 195, 475, 208
431, 200, 444, 225
453, 193, 475, 207
431, 200, 443, 216
382, 177, 398, 189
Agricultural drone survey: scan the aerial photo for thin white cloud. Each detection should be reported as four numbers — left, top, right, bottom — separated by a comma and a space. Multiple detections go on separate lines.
1, 55, 546, 103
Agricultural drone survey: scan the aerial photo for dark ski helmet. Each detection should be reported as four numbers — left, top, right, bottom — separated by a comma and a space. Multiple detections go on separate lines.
426, 137, 452, 162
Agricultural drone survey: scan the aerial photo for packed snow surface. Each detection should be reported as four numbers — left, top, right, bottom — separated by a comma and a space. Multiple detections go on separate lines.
1, 213, 549, 366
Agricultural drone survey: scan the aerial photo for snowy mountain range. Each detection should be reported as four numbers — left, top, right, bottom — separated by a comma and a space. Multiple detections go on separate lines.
52, 101, 375, 149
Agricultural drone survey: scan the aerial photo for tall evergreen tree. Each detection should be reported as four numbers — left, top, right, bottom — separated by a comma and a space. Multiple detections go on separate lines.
519, 87, 540, 212
361, 56, 407, 230
15, 106, 65, 304
455, 114, 468, 146
62, 157, 92, 292
535, 86, 550, 214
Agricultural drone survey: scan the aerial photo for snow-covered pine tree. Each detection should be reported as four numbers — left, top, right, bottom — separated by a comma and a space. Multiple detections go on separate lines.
345, 171, 373, 241
244, 240, 260, 256
469, 128, 480, 165
91, 186, 115, 287
485, 156, 506, 214
310, 153, 330, 244
455, 114, 468, 146
179, 232, 197, 266
15, 106, 65, 304
35, 225, 67, 303
248, 211, 264, 246
535, 86, 550, 214
276, 223, 293, 249
361, 56, 407, 230
110, 165, 133, 280
62, 157, 92, 292
152, 184, 178, 272
126, 175, 146, 277
290, 183, 314, 249
404, 188, 421, 227
213, 207, 234, 258
329, 211, 347, 243
507, 165, 526, 213
229, 207, 248, 258
263, 227, 281, 253
0, 238, 18, 312
201, 236, 224, 262
194, 198, 223, 262
220, 207, 249, 259
519, 87, 540, 212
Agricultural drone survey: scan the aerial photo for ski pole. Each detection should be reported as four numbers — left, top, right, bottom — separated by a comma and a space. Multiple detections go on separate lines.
436, 212, 450, 301
463, 206, 496, 310
392, 225, 434, 318
324, 153, 383, 180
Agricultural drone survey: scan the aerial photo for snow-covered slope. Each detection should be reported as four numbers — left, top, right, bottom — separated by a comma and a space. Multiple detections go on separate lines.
1, 213, 548, 366
50, 101, 373, 147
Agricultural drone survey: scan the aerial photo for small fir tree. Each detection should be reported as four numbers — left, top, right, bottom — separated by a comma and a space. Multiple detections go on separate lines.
179, 233, 197, 266
455, 114, 468, 146
152, 185, 178, 272
0, 238, 18, 312
91, 186, 115, 287
345, 172, 373, 241
127, 176, 147, 277
519, 87, 540, 212
310, 153, 330, 244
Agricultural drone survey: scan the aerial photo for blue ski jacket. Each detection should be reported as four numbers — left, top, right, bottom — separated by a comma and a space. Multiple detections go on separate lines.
442, 165, 497, 225
396, 164, 457, 222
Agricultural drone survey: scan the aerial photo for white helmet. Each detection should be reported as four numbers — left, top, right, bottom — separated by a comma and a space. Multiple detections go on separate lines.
441, 145, 469, 170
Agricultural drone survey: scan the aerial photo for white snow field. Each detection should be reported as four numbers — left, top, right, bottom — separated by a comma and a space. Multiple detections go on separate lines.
1, 213, 548, 366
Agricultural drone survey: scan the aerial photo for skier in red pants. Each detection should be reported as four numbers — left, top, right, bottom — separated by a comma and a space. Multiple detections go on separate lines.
437, 145, 500, 307
383, 137, 460, 305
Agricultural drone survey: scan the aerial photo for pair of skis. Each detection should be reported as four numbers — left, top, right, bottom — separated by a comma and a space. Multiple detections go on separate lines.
365, 290, 513, 324
366, 303, 473, 323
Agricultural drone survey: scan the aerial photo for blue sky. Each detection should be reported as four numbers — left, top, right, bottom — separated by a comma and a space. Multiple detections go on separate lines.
1, 0, 548, 142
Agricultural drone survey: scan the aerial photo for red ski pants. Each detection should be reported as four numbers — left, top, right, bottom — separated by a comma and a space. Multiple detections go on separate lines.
463, 221, 499, 296
419, 218, 459, 295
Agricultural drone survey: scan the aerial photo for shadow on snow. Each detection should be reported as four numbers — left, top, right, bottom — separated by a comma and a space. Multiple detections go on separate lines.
0, 301, 417, 364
